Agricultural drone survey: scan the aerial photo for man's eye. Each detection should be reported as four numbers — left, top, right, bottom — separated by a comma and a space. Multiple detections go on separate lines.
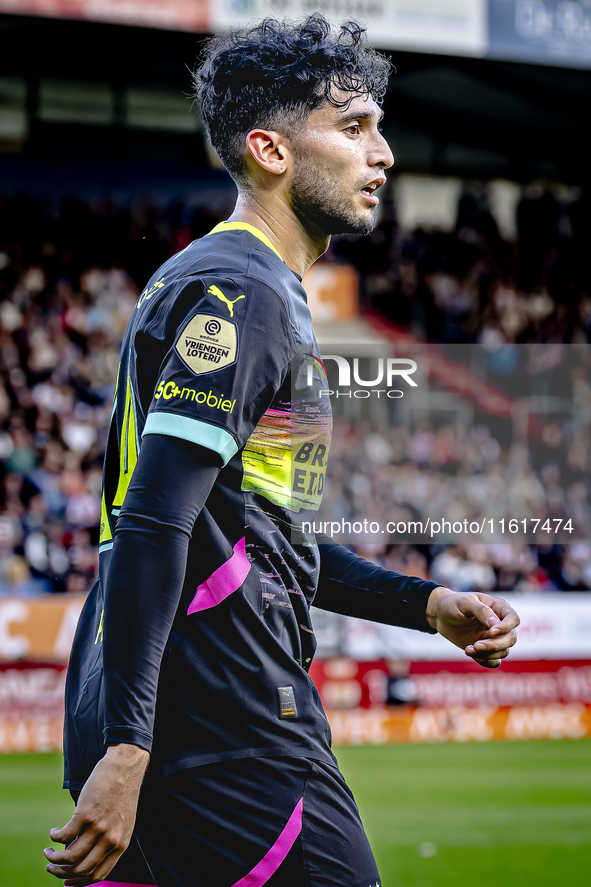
345, 124, 361, 135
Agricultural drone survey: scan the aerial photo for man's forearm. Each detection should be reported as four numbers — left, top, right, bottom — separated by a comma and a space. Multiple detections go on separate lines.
101, 434, 220, 751
102, 516, 191, 751
314, 534, 439, 633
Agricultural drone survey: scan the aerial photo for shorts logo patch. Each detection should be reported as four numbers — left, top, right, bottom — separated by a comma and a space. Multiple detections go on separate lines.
277, 686, 297, 718
176, 313, 237, 375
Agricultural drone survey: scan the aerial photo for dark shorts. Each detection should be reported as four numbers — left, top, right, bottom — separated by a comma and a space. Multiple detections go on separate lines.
87, 756, 381, 887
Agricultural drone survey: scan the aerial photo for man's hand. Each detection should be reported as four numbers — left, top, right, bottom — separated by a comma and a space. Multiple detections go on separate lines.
44, 743, 149, 886
426, 587, 519, 668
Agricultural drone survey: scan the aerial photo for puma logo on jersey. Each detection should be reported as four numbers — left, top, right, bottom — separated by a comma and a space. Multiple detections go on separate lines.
207, 284, 245, 317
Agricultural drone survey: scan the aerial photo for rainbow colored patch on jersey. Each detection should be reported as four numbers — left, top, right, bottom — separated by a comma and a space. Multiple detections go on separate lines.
241, 399, 332, 513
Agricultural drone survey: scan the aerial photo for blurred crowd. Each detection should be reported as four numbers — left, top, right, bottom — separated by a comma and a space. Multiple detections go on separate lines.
321, 414, 591, 593
339, 181, 591, 346
0, 180, 588, 596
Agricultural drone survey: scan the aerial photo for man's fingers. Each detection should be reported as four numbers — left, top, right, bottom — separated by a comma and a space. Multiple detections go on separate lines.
470, 647, 510, 661
467, 650, 509, 667
49, 819, 81, 846
466, 629, 518, 656
460, 593, 521, 635
65, 845, 125, 887
466, 640, 513, 669
47, 864, 77, 880
63, 845, 124, 887
44, 832, 98, 867
473, 657, 502, 669
493, 612, 520, 635
457, 595, 501, 630
470, 648, 510, 668
47, 837, 119, 883
487, 597, 521, 632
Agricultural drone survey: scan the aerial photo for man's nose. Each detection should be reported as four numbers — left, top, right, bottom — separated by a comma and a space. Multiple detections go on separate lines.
369, 131, 394, 170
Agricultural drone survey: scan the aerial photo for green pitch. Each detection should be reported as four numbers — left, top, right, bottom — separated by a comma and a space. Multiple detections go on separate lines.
0, 741, 590, 887
336, 740, 591, 886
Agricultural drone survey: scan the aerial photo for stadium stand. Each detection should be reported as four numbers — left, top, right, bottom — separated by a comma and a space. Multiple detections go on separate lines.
0, 6, 588, 601
0, 182, 588, 597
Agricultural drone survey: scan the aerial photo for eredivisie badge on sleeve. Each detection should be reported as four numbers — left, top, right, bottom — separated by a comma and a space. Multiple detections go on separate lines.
175, 313, 237, 375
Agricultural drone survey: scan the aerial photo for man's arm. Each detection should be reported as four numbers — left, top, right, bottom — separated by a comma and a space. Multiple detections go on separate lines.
45, 434, 221, 886
315, 534, 519, 668
45, 270, 296, 884
315, 533, 439, 632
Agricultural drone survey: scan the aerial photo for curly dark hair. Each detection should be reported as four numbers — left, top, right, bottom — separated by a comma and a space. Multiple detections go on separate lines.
193, 14, 391, 186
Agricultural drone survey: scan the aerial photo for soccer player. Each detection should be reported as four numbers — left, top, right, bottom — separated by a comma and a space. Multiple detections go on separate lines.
45, 15, 519, 887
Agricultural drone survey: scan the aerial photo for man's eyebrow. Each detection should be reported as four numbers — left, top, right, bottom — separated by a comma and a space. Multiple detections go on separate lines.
339, 109, 384, 124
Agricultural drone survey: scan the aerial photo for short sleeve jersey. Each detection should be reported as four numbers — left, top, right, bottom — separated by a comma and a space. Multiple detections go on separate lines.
64, 222, 335, 787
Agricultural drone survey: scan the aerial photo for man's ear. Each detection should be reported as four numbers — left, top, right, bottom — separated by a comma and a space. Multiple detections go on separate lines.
245, 129, 290, 176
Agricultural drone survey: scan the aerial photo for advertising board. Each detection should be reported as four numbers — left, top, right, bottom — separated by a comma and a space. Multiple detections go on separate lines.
211, 0, 488, 57
0, 0, 209, 32
0, 662, 66, 752
488, 0, 591, 68
0, 595, 84, 663
1, 594, 591, 750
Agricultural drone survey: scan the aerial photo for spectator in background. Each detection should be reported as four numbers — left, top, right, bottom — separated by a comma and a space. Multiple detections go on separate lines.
345, 181, 589, 346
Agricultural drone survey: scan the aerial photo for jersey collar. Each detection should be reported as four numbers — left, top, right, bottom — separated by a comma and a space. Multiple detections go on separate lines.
207, 220, 284, 263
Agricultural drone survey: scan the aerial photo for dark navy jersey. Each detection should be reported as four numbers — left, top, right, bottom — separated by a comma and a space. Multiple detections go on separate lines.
63, 222, 438, 790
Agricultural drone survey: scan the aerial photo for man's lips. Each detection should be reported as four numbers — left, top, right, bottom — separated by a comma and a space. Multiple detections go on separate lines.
360, 178, 386, 206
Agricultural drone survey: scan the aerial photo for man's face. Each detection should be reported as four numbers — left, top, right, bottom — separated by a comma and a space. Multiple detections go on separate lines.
287, 92, 394, 237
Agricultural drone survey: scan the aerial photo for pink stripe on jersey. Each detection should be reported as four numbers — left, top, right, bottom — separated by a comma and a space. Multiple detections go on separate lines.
187, 536, 251, 614
94, 882, 154, 886
231, 797, 303, 887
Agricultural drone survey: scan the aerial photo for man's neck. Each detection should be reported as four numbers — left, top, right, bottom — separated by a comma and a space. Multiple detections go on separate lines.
227, 195, 329, 279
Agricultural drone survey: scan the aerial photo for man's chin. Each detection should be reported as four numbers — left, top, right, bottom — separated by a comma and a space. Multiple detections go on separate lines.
291, 192, 377, 238
330, 213, 377, 237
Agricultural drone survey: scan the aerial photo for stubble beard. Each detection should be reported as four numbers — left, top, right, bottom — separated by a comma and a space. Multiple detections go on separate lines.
288, 155, 378, 238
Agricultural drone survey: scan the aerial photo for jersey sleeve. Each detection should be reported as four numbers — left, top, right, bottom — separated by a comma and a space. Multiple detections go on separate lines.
102, 435, 220, 752
142, 275, 293, 466
315, 533, 439, 633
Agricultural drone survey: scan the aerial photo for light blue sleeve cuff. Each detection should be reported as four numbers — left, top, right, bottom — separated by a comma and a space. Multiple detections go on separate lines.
142, 412, 238, 467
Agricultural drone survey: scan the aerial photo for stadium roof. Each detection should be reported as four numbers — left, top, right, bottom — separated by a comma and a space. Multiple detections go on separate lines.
0, 6, 589, 184
0, 0, 590, 70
